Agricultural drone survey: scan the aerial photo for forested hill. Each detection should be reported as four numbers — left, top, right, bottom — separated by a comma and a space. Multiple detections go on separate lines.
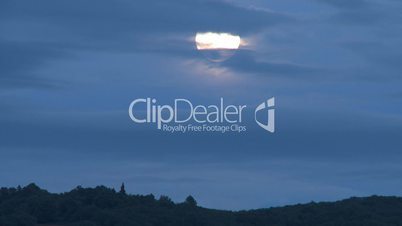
1, 184, 402, 226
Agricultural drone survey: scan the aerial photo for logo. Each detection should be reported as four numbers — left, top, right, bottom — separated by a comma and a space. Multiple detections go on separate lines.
254, 97, 275, 133
128, 98, 275, 133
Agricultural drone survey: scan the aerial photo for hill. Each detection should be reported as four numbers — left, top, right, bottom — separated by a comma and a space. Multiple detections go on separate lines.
1, 183, 402, 226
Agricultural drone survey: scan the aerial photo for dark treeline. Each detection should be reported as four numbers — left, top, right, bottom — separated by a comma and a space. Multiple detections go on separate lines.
1, 183, 402, 226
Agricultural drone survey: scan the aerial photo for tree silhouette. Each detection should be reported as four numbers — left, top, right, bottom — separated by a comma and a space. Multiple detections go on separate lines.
1, 184, 402, 226
159, 195, 174, 206
119, 183, 126, 195
185, 195, 197, 207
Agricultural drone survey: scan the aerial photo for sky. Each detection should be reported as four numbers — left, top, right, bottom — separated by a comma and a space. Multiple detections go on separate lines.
1, 0, 402, 210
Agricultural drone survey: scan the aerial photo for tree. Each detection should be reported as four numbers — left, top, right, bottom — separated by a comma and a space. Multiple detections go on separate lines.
119, 183, 126, 195
159, 195, 174, 206
185, 195, 197, 207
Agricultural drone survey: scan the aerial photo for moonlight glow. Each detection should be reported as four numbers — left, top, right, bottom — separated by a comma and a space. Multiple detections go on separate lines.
195, 32, 241, 50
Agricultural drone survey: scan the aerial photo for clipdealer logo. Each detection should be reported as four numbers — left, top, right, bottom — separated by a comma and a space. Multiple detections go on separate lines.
128, 98, 275, 133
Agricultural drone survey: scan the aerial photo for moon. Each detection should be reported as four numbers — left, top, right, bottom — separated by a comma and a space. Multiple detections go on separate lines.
195, 32, 241, 50
195, 32, 241, 62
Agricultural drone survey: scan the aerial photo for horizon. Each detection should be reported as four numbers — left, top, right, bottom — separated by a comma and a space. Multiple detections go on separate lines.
4, 182, 401, 211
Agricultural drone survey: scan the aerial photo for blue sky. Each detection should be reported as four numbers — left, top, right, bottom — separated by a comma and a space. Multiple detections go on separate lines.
1, 0, 402, 210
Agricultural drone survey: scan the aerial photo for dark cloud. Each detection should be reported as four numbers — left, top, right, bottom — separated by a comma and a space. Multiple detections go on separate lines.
341, 41, 402, 79
328, 9, 386, 25
314, 0, 370, 9
222, 50, 322, 78
1, 0, 289, 36
0, 40, 69, 89
0, 0, 291, 89
315, 0, 402, 26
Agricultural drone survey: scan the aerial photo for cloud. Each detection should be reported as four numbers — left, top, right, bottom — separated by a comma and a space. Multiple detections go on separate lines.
0, 40, 69, 89
314, 0, 402, 26
221, 50, 322, 78
0, 0, 292, 89
314, 0, 370, 9
328, 10, 385, 25
340, 41, 402, 80
1, 0, 289, 36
